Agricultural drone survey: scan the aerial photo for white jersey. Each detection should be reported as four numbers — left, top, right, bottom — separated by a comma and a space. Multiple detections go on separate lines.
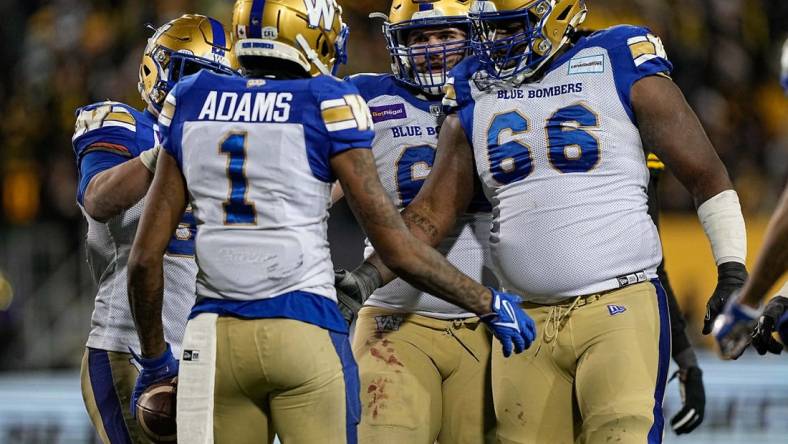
157, 71, 374, 333
349, 74, 495, 319
445, 25, 668, 303
72, 102, 197, 356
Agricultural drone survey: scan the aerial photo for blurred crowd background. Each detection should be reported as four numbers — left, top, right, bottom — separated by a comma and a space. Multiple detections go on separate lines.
0, 0, 786, 368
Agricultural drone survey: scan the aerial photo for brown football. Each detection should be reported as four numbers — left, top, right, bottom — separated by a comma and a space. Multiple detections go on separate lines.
135, 377, 177, 443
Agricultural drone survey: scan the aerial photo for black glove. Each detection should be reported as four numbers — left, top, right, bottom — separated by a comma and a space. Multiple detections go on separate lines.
334, 263, 382, 324
703, 262, 747, 335
752, 296, 787, 355
670, 366, 705, 434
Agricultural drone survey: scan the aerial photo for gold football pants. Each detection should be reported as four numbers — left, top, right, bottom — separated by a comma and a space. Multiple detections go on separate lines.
176, 314, 360, 444
493, 281, 670, 444
352, 306, 495, 444
80, 348, 152, 444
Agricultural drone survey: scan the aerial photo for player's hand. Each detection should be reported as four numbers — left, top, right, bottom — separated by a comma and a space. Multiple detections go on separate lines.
335, 281, 363, 324
334, 264, 382, 324
712, 296, 759, 359
129, 344, 179, 419
480, 288, 537, 357
670, 366, 705, 434
703, 262, 747, 335
752, 296, 787, 355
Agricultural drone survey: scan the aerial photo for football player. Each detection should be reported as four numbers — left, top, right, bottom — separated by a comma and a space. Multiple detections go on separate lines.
72, 15, 237, 444
712, 37, 788, 359
337, 0, 747, 442
335, 1, 496, 442
125, 1, 535, 443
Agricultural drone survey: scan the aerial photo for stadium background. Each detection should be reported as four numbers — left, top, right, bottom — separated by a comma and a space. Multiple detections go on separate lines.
0, 0, 786, 442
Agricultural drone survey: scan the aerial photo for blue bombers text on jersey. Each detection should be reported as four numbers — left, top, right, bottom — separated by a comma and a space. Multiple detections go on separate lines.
72, 101, 197, 356
157, 70, 374, 334
445, 25, 672, 302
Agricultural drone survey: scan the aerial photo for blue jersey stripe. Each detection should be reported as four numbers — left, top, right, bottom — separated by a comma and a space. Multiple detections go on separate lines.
208, 17, 226, 47
249, 0, 265, 38
648, 279, 670, 443
329, 331, 360, 444
87, 348, 132, 444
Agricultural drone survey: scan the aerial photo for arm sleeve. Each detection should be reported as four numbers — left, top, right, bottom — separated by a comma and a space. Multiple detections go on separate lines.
72, 105, 139, 205
312, 76, 375, 155
605, 26, 673, 122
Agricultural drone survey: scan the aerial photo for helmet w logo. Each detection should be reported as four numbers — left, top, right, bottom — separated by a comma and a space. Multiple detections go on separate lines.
303, 0, 336, 31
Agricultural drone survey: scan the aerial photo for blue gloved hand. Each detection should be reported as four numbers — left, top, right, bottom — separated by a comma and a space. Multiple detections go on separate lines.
129, 343, 179, 418
712, 296, 759, 360
480, 288, 537, 357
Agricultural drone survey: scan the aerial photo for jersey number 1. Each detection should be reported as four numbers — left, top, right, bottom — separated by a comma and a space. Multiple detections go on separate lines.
220, 132, 256, 225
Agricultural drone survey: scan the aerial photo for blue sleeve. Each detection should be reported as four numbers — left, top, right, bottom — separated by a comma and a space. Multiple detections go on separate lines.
72, 123, 137, 205
599, 25, 673, 122
312, 76, 375, 154
76, 151, 129, 205
304, 76, 374, 182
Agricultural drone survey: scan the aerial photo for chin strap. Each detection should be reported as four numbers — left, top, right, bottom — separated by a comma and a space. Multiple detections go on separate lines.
295, 34, 331, 76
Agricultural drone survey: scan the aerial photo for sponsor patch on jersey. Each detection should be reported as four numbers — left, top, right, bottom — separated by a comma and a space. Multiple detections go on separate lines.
568, 54, 605, 74
607, 304, 627, 316
374, 314, 404, 332
370, 103, 407, 123
182, 349, 200, 361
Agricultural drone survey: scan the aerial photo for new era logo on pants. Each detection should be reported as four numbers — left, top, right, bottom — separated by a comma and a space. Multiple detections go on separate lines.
607, 304, 627, 316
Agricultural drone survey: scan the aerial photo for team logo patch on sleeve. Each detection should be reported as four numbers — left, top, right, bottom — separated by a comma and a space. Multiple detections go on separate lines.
320, 94, 373, 132
627, 34, 669, 67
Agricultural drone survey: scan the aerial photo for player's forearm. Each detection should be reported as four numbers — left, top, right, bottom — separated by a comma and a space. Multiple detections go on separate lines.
633, 77, 734, 204
127, 255, 167, 358
740, 188, 788, 307
84, 159, 153, 221
382, 234, 492, 315
363, 200, 460, 285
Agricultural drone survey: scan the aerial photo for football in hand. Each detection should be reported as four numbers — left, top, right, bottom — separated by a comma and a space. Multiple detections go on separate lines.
135, 377, 177, 443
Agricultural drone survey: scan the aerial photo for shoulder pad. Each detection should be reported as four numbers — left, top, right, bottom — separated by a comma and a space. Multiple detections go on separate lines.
589, 25, 668, 59
73, 101, 138, 140
346, 73, 396, 102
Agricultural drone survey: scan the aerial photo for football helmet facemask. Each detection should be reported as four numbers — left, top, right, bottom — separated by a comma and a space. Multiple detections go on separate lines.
139, 14, 238, 113
470, 0, 587, 81
372, 0, 472, 95
232, 0, 349, 77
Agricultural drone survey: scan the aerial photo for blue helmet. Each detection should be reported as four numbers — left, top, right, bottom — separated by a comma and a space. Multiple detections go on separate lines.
374, 0, 472, 95
469, 0, 587, 81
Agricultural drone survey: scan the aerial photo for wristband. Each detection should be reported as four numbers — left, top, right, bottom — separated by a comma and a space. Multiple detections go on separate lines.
697, 190, 747, 265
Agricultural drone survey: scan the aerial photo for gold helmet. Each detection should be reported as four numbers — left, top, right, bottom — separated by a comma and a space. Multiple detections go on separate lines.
470, 0, 587, 80
232, 0, 349, 76
139, 14, 238, 112
372, 0, 472, 95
